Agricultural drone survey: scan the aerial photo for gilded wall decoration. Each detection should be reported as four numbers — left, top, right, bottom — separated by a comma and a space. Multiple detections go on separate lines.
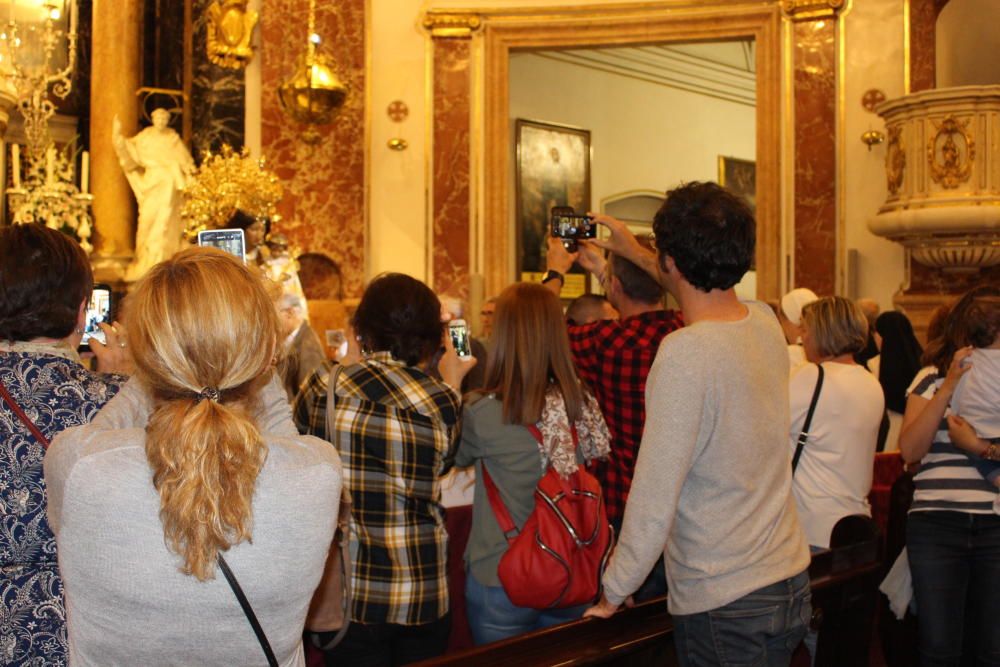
886, 125, 906, 195
192, 0, 246, 156
927, 116, 974, 189
781, 0, 844, 21
206, 0, 258, 69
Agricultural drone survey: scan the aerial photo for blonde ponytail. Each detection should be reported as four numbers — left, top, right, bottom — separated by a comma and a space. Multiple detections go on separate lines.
126, 248, 280, 580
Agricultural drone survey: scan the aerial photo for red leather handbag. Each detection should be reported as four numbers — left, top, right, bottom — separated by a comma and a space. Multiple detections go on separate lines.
480, 425, 614, 609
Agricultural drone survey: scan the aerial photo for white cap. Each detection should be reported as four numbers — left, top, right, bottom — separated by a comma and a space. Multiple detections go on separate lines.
780, 288, 819, 326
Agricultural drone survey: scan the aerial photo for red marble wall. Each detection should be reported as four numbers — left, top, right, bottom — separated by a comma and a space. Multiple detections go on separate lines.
261, 0, 366, 298
793, 19, 837, 297
432, 39, 472, 299
909, 0, 950, 92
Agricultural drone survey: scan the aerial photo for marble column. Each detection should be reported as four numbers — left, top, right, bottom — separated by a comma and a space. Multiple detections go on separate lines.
430, 35, 473, 299
908, 0, 950, 93
90, 0, 141, 279
787, 2, 840, 297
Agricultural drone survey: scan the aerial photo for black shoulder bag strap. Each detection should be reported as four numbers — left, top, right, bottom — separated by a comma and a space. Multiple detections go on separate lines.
792, 363, 825, 474
217, 553, 279, 667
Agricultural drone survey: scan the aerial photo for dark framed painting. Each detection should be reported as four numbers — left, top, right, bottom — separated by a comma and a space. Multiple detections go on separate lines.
718, 155, 756, 214
515, 119, 591, 298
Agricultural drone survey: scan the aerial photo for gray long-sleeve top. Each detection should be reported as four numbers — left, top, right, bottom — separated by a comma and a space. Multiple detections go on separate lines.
602, 302, 810, 616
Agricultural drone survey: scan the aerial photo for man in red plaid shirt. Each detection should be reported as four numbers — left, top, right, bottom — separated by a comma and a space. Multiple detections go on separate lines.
543, 235, 683, 595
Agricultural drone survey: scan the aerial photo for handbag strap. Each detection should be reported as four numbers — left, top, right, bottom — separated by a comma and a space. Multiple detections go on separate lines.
792, 363, 825, 473
325, 363, 343, 441
480, 423, 577, 543
216, 553, 278, 667
0, 377, 51, 447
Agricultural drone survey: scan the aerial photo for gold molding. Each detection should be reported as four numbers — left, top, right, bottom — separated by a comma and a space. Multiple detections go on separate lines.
465, 3, 784, 301
422, 12, 482, 38
886, 125, 906, 195
781, 0, 845, 21
927, 116, 975, 189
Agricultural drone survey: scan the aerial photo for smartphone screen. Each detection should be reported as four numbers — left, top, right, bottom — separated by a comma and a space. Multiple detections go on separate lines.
448, 319, 471, 358
81, 285, 112, 347
550, 207, 596, 240
197, 228, 247, 263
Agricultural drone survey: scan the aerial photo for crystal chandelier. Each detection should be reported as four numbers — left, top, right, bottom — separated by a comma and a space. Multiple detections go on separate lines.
277, 0, 347, 144
0, 0, 78, 159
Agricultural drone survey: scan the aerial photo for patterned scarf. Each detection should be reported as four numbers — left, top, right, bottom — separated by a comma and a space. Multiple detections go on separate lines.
535, 387, 611, 478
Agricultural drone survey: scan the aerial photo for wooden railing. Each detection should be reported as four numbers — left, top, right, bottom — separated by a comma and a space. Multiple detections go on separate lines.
413, 515, 882, 667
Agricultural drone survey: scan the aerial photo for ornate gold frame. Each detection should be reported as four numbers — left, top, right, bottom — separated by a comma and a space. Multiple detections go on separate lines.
433, 2, 783, 300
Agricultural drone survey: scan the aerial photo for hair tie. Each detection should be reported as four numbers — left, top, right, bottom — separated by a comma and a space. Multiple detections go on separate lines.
197, 387, 221, 403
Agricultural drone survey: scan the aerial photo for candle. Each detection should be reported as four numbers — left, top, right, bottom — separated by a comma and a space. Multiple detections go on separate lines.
46, 146, 55, 186
80, 150, 89, 193
11, 144, 20, 189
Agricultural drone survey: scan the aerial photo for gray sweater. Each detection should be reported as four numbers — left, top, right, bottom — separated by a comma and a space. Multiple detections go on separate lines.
45, 375, 342, 666
602, 302, 810, 615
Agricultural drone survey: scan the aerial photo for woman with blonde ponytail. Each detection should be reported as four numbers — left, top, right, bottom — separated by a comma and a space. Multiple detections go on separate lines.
44, 248, 343, 666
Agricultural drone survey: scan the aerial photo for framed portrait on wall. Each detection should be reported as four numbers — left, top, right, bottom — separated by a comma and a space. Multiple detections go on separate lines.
718, 155, 756, 214
515, 119, 591, 298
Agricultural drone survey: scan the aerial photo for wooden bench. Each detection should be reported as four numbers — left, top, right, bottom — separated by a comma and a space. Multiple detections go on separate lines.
412, 515, 882, 667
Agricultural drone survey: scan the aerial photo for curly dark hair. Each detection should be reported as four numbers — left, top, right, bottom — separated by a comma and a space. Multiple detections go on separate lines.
652, 181, 755, 292
0, 223, 93, 342
352, 273, 443, 367
923, 285, 1000, 373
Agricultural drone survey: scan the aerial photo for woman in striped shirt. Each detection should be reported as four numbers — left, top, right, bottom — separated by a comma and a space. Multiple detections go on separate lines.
899, 285, 1000, 666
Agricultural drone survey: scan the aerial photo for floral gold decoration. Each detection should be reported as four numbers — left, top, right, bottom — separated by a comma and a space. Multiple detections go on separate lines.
421, 12, 482, 38
927, 116, 974, 189
780, 0, 845, 21
181, 144, 282, 238
885, 125, 906, 195
206, 0, 258, 69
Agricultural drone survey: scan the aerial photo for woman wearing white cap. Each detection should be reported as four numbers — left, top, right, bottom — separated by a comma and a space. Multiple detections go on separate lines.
779, 287, 819, 371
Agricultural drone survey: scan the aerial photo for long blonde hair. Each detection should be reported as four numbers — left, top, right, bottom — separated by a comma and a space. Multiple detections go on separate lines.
483, 282, 583, 425
126, 248, 280, 580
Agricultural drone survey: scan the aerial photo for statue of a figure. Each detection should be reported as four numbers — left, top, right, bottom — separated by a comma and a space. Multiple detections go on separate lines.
112, 108, 194, 281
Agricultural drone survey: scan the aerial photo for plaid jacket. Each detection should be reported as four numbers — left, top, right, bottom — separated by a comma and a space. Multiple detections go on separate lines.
292, 353, 461, 625
568, 310, 684, 523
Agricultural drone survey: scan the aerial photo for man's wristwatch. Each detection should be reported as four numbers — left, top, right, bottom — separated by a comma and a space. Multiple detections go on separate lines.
541, 269, 564, 286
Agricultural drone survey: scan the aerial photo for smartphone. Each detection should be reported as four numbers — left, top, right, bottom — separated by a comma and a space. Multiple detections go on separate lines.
197, 228, 246, 263
448, 319, 472, 358
80, 284, 112, 349
551, 206, 596, 240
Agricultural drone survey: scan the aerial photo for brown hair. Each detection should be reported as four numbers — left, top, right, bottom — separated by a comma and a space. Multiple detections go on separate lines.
0, 223, 93, 341
923, 285, 1000, 374
125, 248, 280, 580
483, 282, 583, 425
965, 296, 1000, 349
800, 296, 869, 358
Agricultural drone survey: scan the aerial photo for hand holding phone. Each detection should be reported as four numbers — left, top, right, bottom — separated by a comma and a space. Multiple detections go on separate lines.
448, 319, 472, 358
551, 206, 596, 241
79, 285, 113, 350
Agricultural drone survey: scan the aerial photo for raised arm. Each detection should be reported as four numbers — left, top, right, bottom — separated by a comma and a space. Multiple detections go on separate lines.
898, 347, 972, 464
589, 213, 661, 286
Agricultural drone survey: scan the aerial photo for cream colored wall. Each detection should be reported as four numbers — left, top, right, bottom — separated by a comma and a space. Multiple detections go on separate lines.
243, 0, 913, 303
508, 51, 756, 214
841, 0, 907, 311
936, 0, 1000, 87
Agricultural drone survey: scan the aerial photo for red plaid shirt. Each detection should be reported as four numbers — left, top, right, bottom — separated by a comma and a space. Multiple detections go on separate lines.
568, 310, 684, 523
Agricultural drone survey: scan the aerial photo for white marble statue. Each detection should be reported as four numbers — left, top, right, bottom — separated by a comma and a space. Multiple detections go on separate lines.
112, 108, 194, 280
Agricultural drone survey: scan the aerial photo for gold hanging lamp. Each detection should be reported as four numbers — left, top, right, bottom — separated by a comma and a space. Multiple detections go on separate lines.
277, 0, 347, 143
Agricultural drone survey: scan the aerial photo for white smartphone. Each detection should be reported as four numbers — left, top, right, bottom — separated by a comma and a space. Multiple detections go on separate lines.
79, 284, 112, 350
448, 319, 471, 358
197, 228, 247, 263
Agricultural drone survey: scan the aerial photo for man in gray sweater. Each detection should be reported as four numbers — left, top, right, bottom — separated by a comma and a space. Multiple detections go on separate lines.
584, 182, 811, 665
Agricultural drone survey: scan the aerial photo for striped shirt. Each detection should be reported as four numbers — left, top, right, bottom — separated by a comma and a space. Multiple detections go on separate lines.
292, 353, 461, 625
907, 366, 998, 513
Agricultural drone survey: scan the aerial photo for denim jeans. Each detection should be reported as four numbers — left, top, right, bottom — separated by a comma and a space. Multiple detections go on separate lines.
464, 572, 587, 645
907, 510, 1000, 666
672, 569, 811, 667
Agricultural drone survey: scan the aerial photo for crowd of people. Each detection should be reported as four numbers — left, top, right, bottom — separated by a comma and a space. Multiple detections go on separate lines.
0, 180, 997, 666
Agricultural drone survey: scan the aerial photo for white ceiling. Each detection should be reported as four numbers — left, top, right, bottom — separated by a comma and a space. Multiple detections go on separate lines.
515, 40, 756, 107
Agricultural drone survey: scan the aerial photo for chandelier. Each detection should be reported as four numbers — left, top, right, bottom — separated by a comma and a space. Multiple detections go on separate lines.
0, 0, 78, 161
277, 0, 347, 144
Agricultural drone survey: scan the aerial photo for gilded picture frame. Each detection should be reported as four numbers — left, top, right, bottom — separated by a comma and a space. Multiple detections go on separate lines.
718, 155, 757, 214
515, 119, 591, 298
